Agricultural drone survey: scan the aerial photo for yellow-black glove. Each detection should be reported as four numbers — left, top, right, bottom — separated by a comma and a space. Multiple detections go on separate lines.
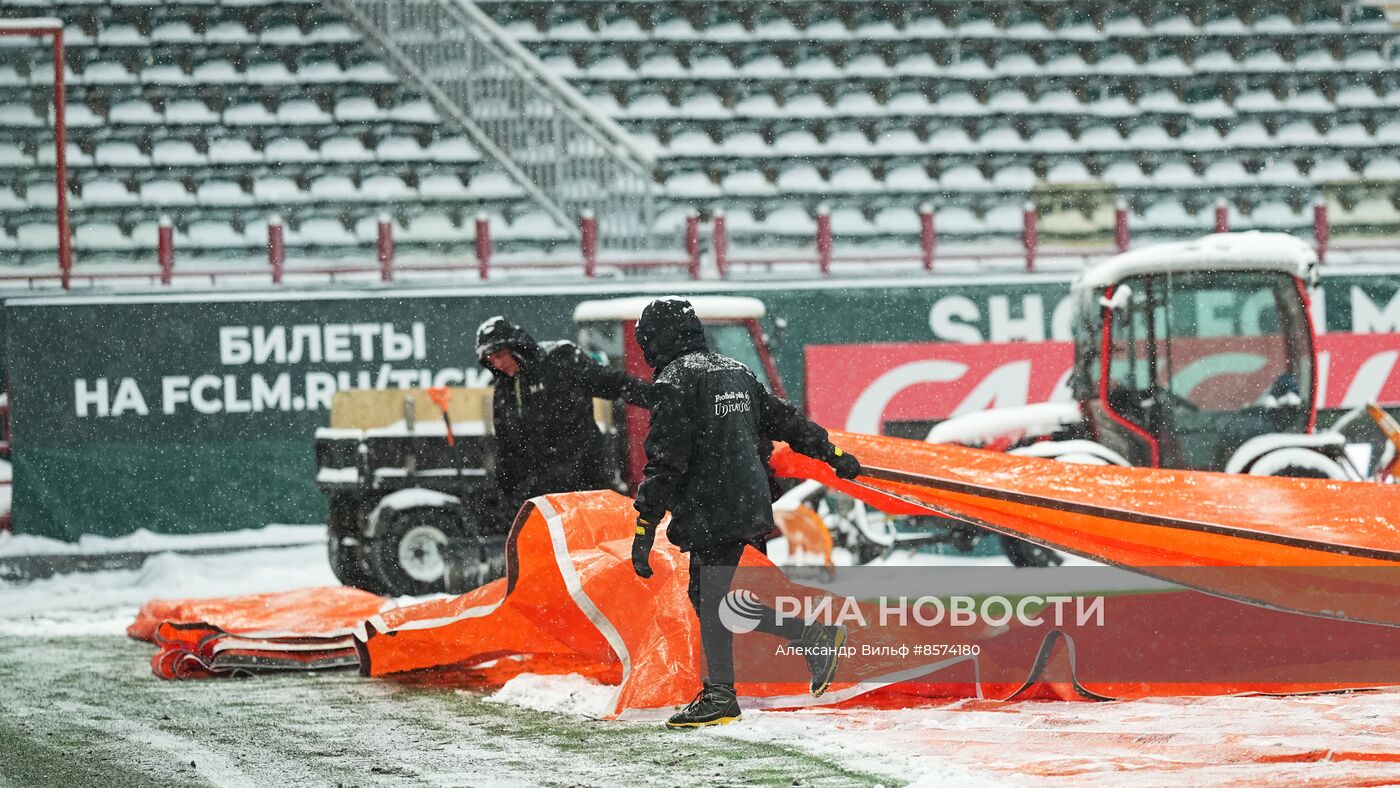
829, 447, 863, 480
632, 518, 656, 579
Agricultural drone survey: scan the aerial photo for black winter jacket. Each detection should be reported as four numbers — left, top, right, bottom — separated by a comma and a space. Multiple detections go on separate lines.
477, 319, 650, 510
633, 298, 837, 551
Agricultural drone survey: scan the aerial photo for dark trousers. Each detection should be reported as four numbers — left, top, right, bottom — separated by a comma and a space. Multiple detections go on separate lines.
688, 540, 805, 686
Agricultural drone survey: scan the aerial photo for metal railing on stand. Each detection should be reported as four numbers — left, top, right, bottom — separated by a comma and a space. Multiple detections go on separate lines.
329, 0, 660, 249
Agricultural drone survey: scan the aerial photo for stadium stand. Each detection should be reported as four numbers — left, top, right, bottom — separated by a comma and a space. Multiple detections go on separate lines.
0, 0, 532, 265
490, 0, 1400, 245
3, 0, 1400, 268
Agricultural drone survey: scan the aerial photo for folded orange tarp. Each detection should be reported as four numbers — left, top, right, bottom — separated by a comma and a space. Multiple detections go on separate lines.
129, 586, 384, 679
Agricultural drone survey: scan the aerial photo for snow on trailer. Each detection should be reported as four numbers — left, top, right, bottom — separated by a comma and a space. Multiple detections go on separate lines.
572, 295, 767, 322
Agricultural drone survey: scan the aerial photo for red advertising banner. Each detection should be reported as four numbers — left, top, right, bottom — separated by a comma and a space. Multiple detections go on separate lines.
806, 334, 1400, 434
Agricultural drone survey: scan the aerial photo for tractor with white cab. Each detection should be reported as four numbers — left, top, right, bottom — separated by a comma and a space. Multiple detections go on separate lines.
930, 231, 1396, 496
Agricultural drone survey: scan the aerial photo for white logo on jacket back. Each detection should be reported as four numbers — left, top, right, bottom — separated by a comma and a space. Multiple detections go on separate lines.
714, 390, 751, 417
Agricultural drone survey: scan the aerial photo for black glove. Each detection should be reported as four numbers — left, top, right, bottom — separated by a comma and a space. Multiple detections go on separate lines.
632, 517, 656, 579
829, 447, 862, 480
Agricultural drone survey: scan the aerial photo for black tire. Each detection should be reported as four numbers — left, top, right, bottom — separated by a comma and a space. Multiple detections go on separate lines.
327, 536, 382, 593
1272, 466, 1331, 479
1002, 536, 1066, 568
325, 496, 382, 593
1248, 448, 1348, 481
442, 514, 508, 595
369, 507, 458, 596
852, 534, 886, 565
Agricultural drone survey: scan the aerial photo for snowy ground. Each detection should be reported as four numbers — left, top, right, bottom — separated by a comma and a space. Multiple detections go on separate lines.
2, 532, 1398, 786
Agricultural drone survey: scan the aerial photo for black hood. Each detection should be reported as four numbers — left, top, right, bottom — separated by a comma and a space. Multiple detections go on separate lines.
636, 297, 708, 370
475, 316, 541, 372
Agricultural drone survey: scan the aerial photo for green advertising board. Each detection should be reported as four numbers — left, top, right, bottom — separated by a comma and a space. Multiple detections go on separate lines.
7, 266, 1399, 540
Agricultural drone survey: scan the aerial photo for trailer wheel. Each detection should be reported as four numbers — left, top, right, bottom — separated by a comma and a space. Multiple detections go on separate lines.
441, 503, 512, 595
325, 496, 381, 593
1248, 447, 1349, 481
1001, 536, 1066, 568
327, 536, 381, 594
370, 507, 456, 596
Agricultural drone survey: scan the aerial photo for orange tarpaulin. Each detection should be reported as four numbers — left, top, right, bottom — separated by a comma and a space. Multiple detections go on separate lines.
131, 431, 1400, 711
130, 587, 384, 679
777, 432, 1400, 628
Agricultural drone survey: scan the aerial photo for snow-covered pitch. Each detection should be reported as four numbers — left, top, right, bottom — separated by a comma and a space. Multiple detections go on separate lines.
4, 528, 1399, 785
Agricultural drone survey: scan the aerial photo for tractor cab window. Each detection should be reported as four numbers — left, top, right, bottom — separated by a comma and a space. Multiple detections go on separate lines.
1145, 270, 1312, 468
705, 322, 773, 390
1100, 269, 1313, 468
1157, 270, 1311, 418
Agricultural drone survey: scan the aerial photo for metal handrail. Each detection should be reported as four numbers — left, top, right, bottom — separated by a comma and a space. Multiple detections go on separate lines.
330, 0, 659, 249
450, 0, 655, 169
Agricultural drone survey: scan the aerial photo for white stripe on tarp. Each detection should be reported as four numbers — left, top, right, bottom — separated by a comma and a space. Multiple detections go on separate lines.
534, 496, 635, 719
351, 594, 504, 642
201, 627, 355, 641
349, 510, 534, 643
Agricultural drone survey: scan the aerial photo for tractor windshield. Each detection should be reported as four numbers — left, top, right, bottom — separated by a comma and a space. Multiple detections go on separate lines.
1103, 270, 1314, 469
1157, 271, 1312, 415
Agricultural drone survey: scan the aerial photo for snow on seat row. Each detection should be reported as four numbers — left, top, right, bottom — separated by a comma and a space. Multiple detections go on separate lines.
7, 0, 1400, 265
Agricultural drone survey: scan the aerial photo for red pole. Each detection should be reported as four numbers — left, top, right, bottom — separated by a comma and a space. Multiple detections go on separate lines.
684, 210, 700, 279
1214, 198, 1229, 233
580, 210, 598, 278
1114, 198, 1130, 252
475, 213, 491, 279
52, 30, 72, 290
1022, 201, 1038, 272
712, 209, 728, 278
376, 214, 394, 282
157, 216, 174, 285
816, 203, 832, 277
267, 215, 285, 284
1313, 196, 1329, 264
919, 202, 935, 272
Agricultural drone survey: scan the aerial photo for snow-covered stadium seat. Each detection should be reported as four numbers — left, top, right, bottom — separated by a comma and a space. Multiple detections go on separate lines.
74, 222, 135, 251
4, 0, 1400, 265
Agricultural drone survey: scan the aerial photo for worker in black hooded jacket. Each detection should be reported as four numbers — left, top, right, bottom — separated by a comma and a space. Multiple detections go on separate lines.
476, 316, 650, 520
629, 297, 863, 729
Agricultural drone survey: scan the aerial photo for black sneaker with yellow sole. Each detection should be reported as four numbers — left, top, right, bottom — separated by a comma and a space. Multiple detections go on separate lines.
665, 681, 741, 728
797, 623, 847, 697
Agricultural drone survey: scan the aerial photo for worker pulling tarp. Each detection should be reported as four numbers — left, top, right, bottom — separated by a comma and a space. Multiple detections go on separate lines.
131, 431, 1400, 711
